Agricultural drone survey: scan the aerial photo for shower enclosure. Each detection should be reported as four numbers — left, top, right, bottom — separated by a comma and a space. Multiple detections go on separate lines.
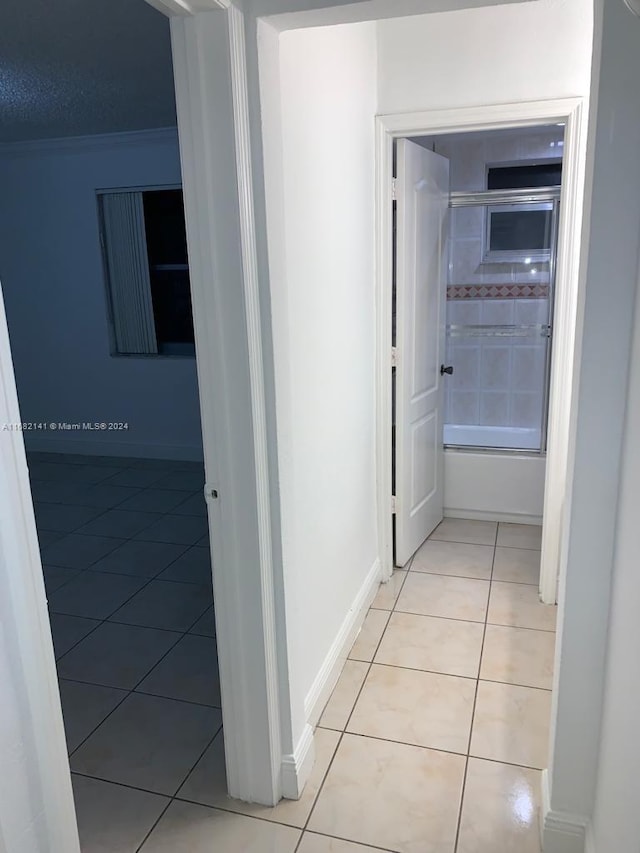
444, 185, 560, 453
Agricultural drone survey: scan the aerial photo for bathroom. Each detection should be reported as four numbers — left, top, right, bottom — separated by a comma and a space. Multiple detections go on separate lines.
413, 124, 564, 529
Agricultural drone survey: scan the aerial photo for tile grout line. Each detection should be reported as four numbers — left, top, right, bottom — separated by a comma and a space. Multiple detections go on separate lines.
134, 723, 224, 853
49, 561, 212, 593
48, 477, 216, 761
297, 828, 397, 853
293, 555, 416, 853
311, 727, 548, 773
65, 587, 215, 759
39, 479, 177, 590
66, 593, 218, 762
42, 481, 544, 849
40, 508, 206, 548
45, 481, 211, 659
37, 499, 206, 538
28, 455, 228, 850
453, 536, 496, 853
307, 533, 546, 853
303, 524, 548, 853
345, 658, 553, 693
60, 675, 223, 710
44, 528, 210, 552
50, 536, 205, 661
408, 568, 541, 586
34, 460, 205, 547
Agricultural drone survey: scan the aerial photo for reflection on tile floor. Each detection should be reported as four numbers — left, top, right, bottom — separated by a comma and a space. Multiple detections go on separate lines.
35, 455, 554, 852
312, 518, 554, 853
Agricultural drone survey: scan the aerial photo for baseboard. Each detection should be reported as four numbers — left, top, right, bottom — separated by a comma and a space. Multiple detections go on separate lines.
23, 435, 204, 462
541, 770, 591, 853
541, 768, 551, 843
280, 558, 381, 801
304, 557, 382, 728
543, 812, 589, 853
445, 507, 543, 526
281, 723, 315, 801
584, 823, 595, 853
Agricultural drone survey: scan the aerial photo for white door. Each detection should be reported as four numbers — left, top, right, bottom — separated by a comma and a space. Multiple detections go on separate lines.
395, 139, 450, 567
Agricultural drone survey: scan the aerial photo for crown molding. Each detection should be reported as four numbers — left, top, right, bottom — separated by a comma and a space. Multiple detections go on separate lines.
0, 126, 179, 159
144, 0, 230, 17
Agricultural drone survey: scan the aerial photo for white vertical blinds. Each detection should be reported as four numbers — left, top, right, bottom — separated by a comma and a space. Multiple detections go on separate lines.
101, 192, 158, 354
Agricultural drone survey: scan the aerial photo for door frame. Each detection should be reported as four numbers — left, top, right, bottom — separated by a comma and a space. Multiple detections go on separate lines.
0, 292, 81, 850
165, 3, 289, 805
375, 98, 587, 603
0, 6, 290, 850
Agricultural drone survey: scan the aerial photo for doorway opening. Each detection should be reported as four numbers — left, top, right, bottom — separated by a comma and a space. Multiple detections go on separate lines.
0, 4, 228, 846
0, 147, 225, 846
392, 123, 565, 570
376, 100, 586, 615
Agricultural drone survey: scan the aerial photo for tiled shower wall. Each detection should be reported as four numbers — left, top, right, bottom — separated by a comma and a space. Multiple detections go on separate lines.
445, 298, 548, 429
421, 127, 564, 433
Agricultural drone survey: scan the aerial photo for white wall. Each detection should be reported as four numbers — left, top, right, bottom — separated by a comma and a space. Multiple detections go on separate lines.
377, 0, 592, 114
590, 259, 640, 851
544, 0, 640, 847
0, 129, 203, 461
259, 20, 379, 746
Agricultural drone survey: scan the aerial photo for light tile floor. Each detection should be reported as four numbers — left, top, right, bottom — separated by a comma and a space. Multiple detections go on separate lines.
144, 517, 554, 853
32, 455, 555, 853
311, 518, 554, 853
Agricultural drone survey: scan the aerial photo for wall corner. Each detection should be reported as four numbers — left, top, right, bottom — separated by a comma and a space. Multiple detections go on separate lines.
281, 723, 315, 801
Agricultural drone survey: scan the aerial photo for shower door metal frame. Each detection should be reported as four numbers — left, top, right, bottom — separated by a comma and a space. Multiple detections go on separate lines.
374, 98, 588, 611
444, 186, 561, 455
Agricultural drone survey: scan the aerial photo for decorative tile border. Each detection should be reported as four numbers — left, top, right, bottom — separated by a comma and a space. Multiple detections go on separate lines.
447, 284, 549, 299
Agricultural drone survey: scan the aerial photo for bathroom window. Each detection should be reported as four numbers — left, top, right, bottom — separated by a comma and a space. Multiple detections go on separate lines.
483, 162, 561, 262
485, 202, 554, 260
487, 162, 562, 190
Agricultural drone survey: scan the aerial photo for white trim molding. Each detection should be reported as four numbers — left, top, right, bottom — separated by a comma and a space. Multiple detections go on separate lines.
145, 0, 230, 18
0, 291, 80, 849
538, 99, 588, 605
541, 769, 591, 853
281, 724, 315, 801
227, 0, 285, 801
445, 509, 543, 525
374, 98, 587, 603
0, 127, 178, 159
305, 558, 381, 727
170, 5, 287, 806
543, 812, 590, 853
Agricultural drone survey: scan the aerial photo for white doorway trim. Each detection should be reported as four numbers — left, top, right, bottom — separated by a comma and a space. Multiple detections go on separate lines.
0, 7, 290, 849
0, 4, 288, 846
0, 285, 81, 850
167, 6, 288, 805
375, 98, 587, 604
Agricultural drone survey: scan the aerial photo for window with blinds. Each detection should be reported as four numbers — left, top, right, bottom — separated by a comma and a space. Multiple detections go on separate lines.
98, 187, 195, 356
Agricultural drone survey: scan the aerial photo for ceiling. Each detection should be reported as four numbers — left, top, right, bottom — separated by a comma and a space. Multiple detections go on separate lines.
0, 0, 177, 143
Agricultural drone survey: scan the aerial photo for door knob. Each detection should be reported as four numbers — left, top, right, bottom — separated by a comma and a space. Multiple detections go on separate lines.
440, 364, 454, 376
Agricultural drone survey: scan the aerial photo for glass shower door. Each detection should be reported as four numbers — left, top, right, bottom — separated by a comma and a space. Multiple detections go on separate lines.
443, 195, 558, 453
